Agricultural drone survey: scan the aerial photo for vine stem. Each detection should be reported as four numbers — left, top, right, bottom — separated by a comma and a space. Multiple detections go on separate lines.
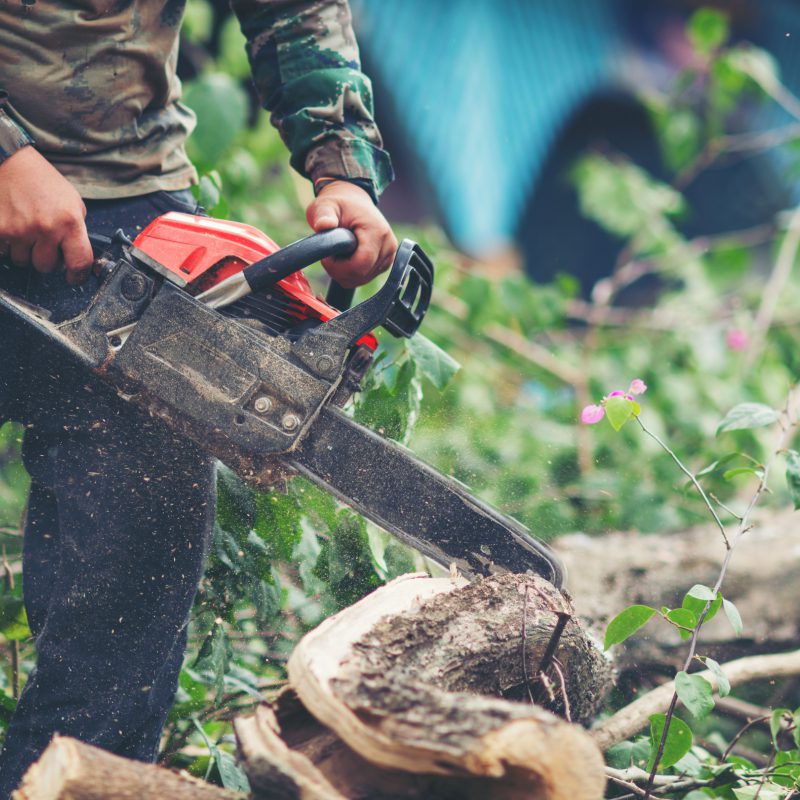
635, 417, 729, 548
641, 388, 798, 799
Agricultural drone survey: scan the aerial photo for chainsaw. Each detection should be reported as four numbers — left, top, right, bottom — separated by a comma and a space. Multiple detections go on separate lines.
0, 213, 564, 586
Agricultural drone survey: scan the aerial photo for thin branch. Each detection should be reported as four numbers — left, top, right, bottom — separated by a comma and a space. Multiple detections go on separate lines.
636, 417, 729, 547
745, 204, 800, 371
723, 715, 772, 761
593, 649, 800, 752
641, 398, 797, 797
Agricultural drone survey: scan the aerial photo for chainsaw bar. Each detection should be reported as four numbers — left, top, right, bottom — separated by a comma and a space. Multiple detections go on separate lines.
289, 406, 564, 585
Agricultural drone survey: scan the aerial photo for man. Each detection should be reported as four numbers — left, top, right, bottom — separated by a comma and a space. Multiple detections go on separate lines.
0, 1, 396, 794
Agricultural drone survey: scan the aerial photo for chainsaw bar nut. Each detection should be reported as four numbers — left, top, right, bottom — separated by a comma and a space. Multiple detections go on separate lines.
316, 354, 335, 374
121, 272, 149, 302
253, 396, 273, 414
281, 413, 300, 431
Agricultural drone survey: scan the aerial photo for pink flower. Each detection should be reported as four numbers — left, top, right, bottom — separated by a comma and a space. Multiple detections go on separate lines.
608, 390, 634, 401
629, 379, 647, 395
726, 329, 748, 351
581, 404, 605, 424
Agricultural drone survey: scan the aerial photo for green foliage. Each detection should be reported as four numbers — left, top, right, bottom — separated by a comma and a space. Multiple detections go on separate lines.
687, 8, 730, 55
682, 586, 722, 626
703, 657, 731, 698
723, 599, 744, 637
785, 449, 800, 509
676, 671, 715, 720
716, 403, 780, 435
604, 605, 656, 650
648, 713, 693, 771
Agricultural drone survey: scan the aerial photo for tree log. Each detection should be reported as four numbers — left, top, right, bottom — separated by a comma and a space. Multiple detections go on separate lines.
256, 571, 613, 800
12, 735, 243, 800
553, 507, 800, 671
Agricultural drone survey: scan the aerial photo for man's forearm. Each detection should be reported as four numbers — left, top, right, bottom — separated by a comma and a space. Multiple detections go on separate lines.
230, 0, 394, 197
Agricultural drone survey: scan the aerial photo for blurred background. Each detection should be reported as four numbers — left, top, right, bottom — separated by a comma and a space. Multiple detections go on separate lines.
2, 0, 800, 791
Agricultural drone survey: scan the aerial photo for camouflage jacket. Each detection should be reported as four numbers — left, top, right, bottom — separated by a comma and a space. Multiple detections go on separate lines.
0, 0, 393, 199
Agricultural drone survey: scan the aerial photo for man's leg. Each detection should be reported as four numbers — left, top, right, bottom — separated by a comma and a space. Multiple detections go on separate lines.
0, 191, 216, 797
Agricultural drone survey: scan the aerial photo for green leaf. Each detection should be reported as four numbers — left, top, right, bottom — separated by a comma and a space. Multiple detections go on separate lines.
604, 605, 656, 650
197, 172, 222, 212
193, 623, 231, 706
733, 786, 784, 800
723, 598, 743, 636
786, 450, 800, 510
0, 596, 30, 642
647, 713, 693, 771
687, 8, 730, 55
407, 334, 461, 391
217, 752, 251, 792
722, 466, 764, 481
665, 608, 696, 640
686, 584, 716, 602
716, 403, 779, 435
605, 737, 651, 770
704, 657, 731, 698
676, 671, 715, 719
605, 395, 635, 432
771, 708, 796, 751
728, 46, 781, 94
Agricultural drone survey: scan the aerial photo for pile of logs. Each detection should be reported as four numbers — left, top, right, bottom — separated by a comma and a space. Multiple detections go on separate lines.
13, 508, 800, 799
14, 573, 613, 800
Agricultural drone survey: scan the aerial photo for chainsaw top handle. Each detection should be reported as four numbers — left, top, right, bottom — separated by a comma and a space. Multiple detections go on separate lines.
242, 228, 357, 294
241, 228, 433, 340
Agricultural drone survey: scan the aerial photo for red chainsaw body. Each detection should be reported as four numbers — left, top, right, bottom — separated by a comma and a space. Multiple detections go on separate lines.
133, 212, 377, 350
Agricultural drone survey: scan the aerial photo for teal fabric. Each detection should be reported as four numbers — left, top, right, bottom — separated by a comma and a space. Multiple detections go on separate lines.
353, 0, 625, 252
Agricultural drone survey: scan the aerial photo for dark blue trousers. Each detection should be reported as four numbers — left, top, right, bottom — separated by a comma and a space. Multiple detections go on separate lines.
0, 191, 216, 798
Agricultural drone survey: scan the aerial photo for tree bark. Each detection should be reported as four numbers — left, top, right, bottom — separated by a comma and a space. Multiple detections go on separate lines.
12, 735, 243, 800
239, 571, 612, 800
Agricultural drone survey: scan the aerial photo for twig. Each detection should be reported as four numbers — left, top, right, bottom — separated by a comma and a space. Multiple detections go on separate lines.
593, 649, 800, 751
723, 715, 772, 761
636, 418, 729, 547
745, 204, 800, 371
482, 322, 583, 386
531, 612, 571, 706
708, 493, 744, 522
2, 546, 20, 700
641, 396, 797, 797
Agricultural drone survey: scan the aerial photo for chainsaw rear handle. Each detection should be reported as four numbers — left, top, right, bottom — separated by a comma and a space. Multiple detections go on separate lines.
242, 228, 357, 294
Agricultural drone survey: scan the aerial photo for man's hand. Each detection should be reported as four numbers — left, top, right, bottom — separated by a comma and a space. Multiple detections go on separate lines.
306, 181, 398, 288
0, 146, 93, 285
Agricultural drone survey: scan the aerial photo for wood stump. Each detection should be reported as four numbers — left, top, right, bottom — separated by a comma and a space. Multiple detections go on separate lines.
238, 572, 613, 799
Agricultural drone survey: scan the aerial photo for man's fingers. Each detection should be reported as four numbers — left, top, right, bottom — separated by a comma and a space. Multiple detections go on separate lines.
61, 223, 94, 284
9, 240, 32, 269
30, 238, 60, 273
307, 198, 341, 232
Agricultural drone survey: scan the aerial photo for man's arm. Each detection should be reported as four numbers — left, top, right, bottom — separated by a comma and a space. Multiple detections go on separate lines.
230, 0, 397, 287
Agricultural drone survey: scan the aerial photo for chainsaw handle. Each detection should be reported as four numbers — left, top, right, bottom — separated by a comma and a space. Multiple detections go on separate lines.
242, 228, 357, 293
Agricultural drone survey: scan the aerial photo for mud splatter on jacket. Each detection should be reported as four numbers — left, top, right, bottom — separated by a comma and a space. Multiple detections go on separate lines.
0, 0, 392, 198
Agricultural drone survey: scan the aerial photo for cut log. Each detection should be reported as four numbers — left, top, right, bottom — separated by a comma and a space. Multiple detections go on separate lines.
12, 735, 243, 800
554, 507, 800, 671
274, 571, 612, 800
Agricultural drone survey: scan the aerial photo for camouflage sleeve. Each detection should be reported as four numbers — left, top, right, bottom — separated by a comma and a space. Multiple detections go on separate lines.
229, 0, 394, 197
